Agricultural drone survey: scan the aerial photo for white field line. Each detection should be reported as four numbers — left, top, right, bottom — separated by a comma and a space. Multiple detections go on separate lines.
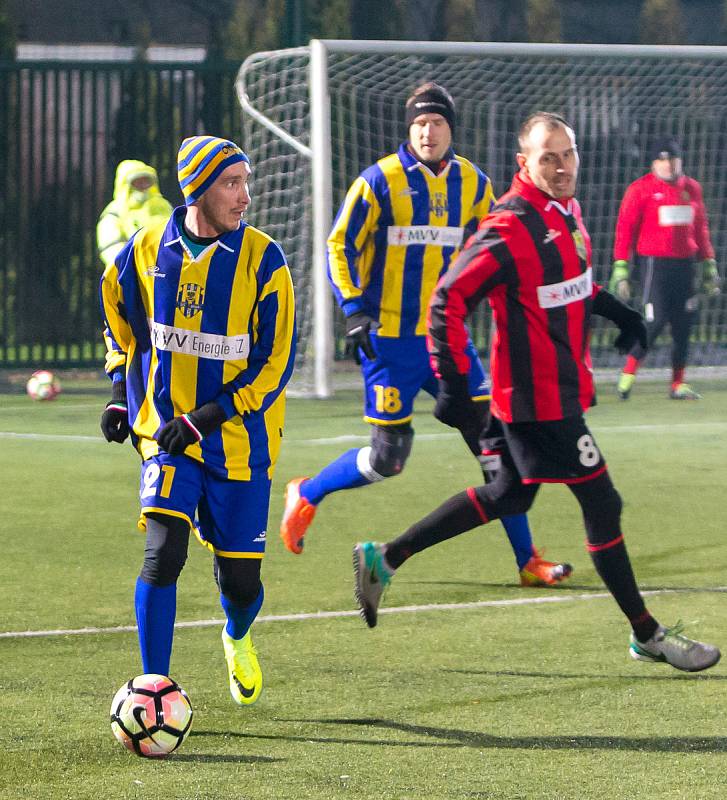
0, 402, 99, 412
2, 420, 726, 447
297, 422, 727, 446
0, 431, 102, 442
1, 585, 724, 640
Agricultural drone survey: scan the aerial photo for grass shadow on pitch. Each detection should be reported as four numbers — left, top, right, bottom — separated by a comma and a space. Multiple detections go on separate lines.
192, 729, 459, 749
172, 752, 284, 764
445, 667, 727, 682
284, 718, 727, 753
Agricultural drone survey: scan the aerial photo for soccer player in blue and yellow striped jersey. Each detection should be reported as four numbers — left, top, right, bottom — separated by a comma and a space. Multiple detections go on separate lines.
100, 135, 296, 705
280, 83, 572, 588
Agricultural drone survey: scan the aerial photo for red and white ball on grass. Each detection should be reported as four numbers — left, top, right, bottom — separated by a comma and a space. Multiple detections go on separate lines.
26, 370, 61, 401
110, 674, 193, 758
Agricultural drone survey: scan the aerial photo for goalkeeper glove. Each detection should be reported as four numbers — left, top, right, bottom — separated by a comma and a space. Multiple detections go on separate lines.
592, 289, 648, 354
699, 258, 721, 296
608, 260, 631, 301
100, 380, 129, 444
344, 311, 378, 363
156, 402, 227, 456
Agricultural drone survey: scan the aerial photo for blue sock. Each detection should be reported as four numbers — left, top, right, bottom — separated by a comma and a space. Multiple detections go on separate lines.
300, 448, 373, 506
220, 585, 264, 640
135, 578, 176, 676
500, 514, 535, 570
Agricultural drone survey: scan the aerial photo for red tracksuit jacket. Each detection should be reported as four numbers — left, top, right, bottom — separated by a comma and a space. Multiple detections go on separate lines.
613, 172, 714, 262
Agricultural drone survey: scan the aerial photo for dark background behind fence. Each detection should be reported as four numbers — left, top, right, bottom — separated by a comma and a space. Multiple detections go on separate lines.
1, 57, 725, 372
0, 60, 242, 368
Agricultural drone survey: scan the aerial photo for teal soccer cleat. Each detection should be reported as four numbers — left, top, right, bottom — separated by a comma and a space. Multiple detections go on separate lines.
630, 622, 720, 672
353, 542, 393, 628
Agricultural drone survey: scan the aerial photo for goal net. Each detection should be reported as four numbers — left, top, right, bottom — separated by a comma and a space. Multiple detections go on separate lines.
237, 41, 727, 397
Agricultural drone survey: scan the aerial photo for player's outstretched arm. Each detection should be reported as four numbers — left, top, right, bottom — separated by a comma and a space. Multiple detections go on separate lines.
327, 175, 381, 318
592, 288, 647, 354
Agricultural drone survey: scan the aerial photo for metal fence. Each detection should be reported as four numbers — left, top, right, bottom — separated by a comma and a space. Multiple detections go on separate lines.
2, 56, 726, 374
0, 60, 242, 368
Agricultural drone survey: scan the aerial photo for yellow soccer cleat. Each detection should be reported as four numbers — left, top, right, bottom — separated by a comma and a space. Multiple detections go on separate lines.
520, 549, 573, 587
616, 372, 636, 400
669, 383, 701, 400
221, 629, 262, 705
280, 477, 317, 554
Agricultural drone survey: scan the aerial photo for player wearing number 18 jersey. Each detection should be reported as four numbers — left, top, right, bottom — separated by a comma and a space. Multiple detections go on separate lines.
280, 82, 572, 587
353, 113, 720, 673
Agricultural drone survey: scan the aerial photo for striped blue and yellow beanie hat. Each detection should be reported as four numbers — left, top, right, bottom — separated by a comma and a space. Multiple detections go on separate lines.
177, 135, 250, 205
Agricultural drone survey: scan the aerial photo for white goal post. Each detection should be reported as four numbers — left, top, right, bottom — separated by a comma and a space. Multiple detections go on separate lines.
236, 40, 727, 398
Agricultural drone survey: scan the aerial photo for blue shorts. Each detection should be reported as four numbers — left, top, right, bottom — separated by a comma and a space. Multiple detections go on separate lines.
360, 334, 490, 425
139, 452, 271, 559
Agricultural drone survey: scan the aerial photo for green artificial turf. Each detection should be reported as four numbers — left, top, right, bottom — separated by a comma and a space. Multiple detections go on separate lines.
0, 377, 725, 799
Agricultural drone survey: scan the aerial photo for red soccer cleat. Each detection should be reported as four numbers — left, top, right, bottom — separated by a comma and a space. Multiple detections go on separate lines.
280, 477, 317, 554
519, 549, 573, 587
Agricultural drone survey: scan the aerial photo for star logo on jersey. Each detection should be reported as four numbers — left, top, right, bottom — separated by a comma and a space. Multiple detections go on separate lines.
429, 192, 449, 218
176, 283, 205, 318
571, 229, 587, 261
547, 288, 563, 302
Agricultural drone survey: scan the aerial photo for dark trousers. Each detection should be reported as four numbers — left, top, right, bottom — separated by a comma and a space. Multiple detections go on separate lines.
631, 257, 696, 370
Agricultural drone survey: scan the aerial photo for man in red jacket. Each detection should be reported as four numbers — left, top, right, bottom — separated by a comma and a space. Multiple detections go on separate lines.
352, 112, 720, 673
610, 137, 720, 400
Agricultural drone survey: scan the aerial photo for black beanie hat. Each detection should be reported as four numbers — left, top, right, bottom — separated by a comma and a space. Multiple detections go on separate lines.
405, 85, 455, 135
650, 136, 682, 161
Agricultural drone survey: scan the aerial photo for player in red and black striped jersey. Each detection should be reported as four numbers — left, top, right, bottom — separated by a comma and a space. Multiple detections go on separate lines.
352, 113, 720, 672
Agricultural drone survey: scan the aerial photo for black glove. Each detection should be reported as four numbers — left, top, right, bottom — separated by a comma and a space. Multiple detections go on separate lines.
100, 380, 129, 444
344, 311, 378, 363
433, 373, 480, 437
592, 289, 648, 355
156, 401, 227, 456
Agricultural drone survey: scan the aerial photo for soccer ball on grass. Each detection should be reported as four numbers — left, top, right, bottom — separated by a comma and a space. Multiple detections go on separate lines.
110, 674, 193, 758
26, 370, 61, 401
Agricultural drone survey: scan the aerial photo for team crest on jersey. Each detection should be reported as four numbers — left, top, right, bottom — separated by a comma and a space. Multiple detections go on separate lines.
176, 283, 205, 317
429, 192, 449, 218
571, 229, 587, 261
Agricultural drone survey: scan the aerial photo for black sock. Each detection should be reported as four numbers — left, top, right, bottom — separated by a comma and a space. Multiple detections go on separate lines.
588, 540, 658, 641
385, 490, 484, 570
570, 473, 660, 642
631, 610, 660, 643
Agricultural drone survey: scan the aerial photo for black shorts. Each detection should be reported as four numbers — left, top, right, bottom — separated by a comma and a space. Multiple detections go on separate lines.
482, 414, 607, 484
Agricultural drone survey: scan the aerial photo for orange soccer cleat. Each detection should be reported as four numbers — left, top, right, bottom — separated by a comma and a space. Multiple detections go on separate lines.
280, 477, 317, 554
519, 549, 573, 587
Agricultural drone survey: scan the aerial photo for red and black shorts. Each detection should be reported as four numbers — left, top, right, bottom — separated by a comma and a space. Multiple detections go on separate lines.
482, 414, 607, 485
